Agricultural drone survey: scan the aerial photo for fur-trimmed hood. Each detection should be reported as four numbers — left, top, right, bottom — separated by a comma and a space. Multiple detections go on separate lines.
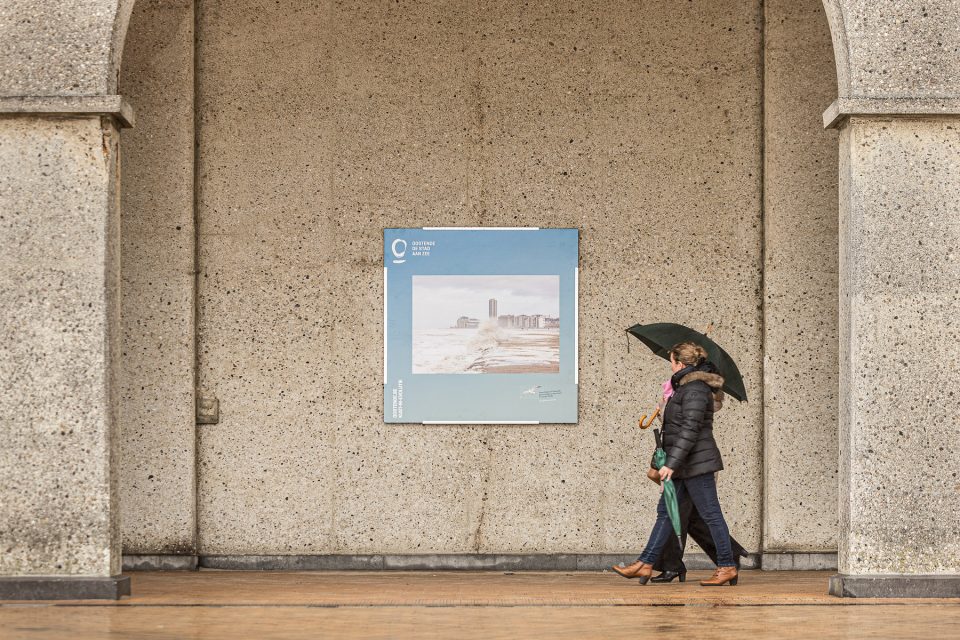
677, 370, 726, 410
677, 371, 724, 389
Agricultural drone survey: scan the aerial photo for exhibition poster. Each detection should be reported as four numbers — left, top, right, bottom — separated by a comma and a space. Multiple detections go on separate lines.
384, 228, 579, 424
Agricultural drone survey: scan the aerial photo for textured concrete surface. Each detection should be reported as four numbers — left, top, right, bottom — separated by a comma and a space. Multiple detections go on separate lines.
0, 116, 122, 576
824, 0, 960, 100
0, 0, 133, 96
3, 0, 960, 585
837, 117, 960, 575
0, 96, 134, 128
824, 97, 960, 129
118, 0, 197, 555
192, 0, 765, 555
762, 0, 839, 553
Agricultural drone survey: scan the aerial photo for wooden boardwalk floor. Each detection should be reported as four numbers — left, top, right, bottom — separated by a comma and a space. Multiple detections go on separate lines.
1, 570, 959, 639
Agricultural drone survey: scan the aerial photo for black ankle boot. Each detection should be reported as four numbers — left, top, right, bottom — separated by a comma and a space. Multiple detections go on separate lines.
650, 569, 686, 583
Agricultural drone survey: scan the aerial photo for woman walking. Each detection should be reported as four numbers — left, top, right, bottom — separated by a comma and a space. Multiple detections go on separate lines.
647, 497, 748, 582
614, 342, 739, 586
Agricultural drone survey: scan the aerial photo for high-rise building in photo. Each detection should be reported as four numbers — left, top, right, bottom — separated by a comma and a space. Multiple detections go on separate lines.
488, 298, 498, 319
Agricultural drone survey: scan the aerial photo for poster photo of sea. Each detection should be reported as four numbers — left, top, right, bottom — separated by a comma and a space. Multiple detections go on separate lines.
384, 228, 578, 424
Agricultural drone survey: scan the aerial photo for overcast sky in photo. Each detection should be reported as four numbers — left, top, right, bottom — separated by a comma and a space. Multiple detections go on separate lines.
412, 275, 560, 329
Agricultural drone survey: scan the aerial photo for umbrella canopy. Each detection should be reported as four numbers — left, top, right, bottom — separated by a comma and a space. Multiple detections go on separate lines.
652, 428, 682, 538
626, 322, 747, 403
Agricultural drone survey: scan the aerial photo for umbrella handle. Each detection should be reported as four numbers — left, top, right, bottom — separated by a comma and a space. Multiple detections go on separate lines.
638, 406, 660, 429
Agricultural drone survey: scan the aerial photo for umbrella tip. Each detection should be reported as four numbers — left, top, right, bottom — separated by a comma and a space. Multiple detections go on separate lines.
704, 322, 715, 337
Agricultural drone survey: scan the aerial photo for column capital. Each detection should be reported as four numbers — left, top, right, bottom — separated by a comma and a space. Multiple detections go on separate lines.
823, 96, 960, 129
0, 95, 134, 128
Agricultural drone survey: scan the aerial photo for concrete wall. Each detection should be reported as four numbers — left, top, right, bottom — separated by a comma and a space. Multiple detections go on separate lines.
118, 0, 196, 555
193, 0, 763, 556
118, 0, 839, 557
762, 0, 839, 552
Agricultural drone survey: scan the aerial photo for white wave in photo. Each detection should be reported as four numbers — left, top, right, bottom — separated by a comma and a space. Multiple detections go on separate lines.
412, 275, 561, 374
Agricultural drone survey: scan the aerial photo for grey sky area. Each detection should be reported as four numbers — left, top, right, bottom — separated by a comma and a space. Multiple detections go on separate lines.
412, 275, 559, 329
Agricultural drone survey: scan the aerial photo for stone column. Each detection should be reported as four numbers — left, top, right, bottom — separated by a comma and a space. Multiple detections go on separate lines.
817, 0, 960, 598
0, 99, 132, 599
826, 103, 960, 597
0, 0, 134, 600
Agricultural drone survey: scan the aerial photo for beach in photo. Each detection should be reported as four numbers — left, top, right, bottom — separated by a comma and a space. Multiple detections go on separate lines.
412, 275, 560, 374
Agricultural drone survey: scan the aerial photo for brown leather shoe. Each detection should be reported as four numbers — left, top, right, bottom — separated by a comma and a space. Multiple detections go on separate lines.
612, 560, 654, 584
700, 566, 739, 586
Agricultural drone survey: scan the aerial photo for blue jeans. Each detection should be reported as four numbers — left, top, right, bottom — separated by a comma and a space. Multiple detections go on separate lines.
638, 472, 735, 567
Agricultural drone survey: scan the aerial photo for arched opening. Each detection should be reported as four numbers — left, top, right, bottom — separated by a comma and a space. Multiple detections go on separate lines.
117, 0, 839, 568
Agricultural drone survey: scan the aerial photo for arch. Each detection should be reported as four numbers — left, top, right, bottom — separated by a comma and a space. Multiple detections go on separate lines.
113, 0, 845, 562
820, 0, 851, 96
110, 0, 138, 92
820, 0, 960, 100
0, 0, 856, 101
0, 0, 132, 96
107, 0, 960, 109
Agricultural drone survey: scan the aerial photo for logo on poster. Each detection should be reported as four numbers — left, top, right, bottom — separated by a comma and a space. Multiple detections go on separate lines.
391, 239, 407, 264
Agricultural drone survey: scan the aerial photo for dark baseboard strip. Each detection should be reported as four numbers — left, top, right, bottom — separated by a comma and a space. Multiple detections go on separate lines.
829, 574, 960, 598
0, 576, 130, 601
123, 555, 199, 571
202, 554, 385, 571
129, 552, 842, 573
761, 553, 838, 571
191, 553, 761, 572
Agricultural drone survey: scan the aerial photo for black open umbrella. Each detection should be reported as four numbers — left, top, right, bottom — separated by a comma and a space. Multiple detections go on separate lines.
626, 322, 747, 402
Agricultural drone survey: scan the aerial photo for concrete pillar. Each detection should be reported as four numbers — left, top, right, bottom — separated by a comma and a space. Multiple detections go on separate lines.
827, 110, 960, 597
0, 109, 131, 599
0, 0, 134, 600
820, 0, 960, 598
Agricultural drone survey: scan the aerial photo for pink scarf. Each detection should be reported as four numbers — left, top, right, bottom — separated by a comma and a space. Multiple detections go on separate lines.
661, 379, 674, 403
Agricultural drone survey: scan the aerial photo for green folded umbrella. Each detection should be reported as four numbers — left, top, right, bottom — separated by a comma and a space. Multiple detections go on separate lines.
652, 428, 683, 538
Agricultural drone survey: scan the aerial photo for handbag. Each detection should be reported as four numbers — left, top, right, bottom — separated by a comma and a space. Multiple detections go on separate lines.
646, 428, 663, 485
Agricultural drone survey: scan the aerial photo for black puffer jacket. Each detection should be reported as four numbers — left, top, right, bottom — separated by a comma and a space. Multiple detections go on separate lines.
660, 364, 725, 479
